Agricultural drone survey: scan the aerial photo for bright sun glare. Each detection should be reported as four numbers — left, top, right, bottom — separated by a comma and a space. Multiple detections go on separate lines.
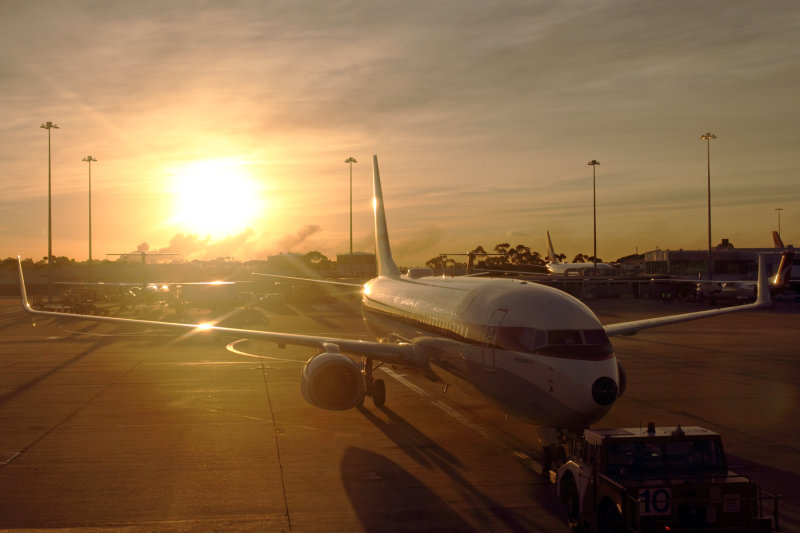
168, 158, 264, 239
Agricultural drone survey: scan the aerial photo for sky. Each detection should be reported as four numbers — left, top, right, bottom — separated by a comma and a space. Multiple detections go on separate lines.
1, 1, 798, 267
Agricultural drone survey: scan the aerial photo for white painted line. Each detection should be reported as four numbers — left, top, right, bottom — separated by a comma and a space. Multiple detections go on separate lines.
225, 339, 305, 364
0, 451, 21, 466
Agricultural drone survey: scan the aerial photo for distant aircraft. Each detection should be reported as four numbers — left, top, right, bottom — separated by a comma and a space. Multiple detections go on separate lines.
545, 231, 613, 275
695, 231, 794, 304
16, 155, 771, 461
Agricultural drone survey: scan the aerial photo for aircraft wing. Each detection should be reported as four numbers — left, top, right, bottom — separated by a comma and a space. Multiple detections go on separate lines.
251, 272, 364, 288
17, 259, 412, 365
604, 255, 770, 337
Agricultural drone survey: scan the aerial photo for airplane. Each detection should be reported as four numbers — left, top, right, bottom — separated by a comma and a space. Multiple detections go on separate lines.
692, 232, 794, 304
16, 155, 771, 463
545, 230, 614, 276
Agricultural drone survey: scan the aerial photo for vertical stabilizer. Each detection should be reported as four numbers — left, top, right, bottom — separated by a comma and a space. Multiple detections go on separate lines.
546, 231, 561, 264
771, 250, 794, 288
773, 230, 785, 249
372, 156, 401, 278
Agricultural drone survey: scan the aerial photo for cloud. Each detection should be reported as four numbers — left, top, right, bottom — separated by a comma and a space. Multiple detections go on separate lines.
274, 224, 322, 252
392, 225, 444, 263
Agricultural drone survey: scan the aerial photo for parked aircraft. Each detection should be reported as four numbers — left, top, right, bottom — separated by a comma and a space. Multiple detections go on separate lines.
545, 231, 613, 275
16, 155, 770, 457
694, 232, 793, 304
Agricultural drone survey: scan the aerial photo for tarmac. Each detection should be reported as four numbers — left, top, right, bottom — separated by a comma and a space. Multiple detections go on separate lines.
0, 295, 798, 532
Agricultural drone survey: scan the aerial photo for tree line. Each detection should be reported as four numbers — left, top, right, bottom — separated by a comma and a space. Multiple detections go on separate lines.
425, 243, 605, 272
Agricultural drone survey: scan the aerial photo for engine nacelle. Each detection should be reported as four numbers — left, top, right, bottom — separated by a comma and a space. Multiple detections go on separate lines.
300, 352, 365, 410
617, 361, 627, 398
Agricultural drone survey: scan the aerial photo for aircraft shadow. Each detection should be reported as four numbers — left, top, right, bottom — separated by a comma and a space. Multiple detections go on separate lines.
356, 405, 531, 532
0, 339, 105, 407
340, 446, 476, 532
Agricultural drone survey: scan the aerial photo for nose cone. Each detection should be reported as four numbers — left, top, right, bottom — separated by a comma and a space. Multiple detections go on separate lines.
592, 377, 618, 406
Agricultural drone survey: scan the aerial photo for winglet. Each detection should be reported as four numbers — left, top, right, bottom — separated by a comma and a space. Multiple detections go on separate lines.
17, 257, 34, 314
755, 254, 771, 307
546, 230, 560, 264
372, 156, 401, 278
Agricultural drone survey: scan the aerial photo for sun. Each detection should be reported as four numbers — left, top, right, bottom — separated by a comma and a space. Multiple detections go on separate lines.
167, 158, 264, 239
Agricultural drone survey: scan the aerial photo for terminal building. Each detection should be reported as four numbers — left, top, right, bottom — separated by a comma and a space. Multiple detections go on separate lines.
335, 252, 377, 278
643, 239, 796, 280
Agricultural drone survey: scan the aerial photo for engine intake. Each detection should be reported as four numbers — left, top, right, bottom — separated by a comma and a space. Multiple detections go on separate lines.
300, 352, 364, 410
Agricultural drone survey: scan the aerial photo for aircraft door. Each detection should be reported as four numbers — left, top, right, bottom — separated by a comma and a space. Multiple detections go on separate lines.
482, 309, 507, 372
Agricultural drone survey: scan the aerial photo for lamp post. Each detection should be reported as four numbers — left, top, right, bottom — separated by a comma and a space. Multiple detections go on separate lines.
344, 157, 357, 274
701, 132, 716, 280
41, 121, 59, 302
587, 160, 600, 270
83, 156, 97, 282
775, 207, 783, 238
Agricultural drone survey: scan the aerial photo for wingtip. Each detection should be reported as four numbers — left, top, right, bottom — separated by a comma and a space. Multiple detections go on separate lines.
17, 256, 33, 313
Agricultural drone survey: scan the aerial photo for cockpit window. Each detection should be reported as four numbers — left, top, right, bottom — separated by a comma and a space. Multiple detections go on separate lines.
548, 330, 583, 345
516, 328, 547, 351
494, 327, 612, 359
583, 329, 610, 344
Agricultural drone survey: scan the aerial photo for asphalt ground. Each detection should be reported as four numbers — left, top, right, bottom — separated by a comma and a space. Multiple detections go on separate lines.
0, 295, 798, 532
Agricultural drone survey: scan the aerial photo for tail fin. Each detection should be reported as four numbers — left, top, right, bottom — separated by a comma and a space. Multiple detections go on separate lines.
773, 230, 785, 249
546, 231, 561, 264
771, 250, 794, 289
372, 156, 401, 278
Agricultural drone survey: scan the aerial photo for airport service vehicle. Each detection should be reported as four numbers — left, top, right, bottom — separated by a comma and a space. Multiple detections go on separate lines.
556, 424, 779, 533
16, 155, 771, 456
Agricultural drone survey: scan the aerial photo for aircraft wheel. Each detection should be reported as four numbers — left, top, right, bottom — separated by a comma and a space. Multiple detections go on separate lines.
371, 379, 386, 408
563, 478, 586, 533
598, 501, 624, 533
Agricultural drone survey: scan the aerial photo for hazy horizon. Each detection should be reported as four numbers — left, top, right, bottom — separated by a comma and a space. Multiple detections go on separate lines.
2, 1, 798, 266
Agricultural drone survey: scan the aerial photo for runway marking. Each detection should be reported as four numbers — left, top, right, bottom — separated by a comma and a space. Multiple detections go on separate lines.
225, 339, 306, 364
201, 408, 273, 423
0, 451, 21, 466
380, 367, 543, 475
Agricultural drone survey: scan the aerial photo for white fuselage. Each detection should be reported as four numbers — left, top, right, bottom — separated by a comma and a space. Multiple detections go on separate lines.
362, 274, 620, 429
546, 262, 613, 276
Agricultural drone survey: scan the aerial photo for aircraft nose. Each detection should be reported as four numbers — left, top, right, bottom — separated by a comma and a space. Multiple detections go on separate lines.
591, 377, 618, 406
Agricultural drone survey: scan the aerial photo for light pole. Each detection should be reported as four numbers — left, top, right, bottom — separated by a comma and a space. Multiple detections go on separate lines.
41, 121, 59, 302
344, 157, 357, 274
83, 156, 97, 282
587, 160, 600, 270
701, 132, 716, 280
775, 207, 783, 238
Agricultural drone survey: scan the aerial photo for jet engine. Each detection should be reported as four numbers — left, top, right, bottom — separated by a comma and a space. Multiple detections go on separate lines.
300, 352, 365, 410
617, 361, 627, 398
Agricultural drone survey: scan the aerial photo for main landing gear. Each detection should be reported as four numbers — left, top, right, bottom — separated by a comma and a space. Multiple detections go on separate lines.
362, 357, 386, 408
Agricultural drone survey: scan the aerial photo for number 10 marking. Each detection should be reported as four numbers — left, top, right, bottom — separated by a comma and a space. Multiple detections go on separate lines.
639, 488, 672, 516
